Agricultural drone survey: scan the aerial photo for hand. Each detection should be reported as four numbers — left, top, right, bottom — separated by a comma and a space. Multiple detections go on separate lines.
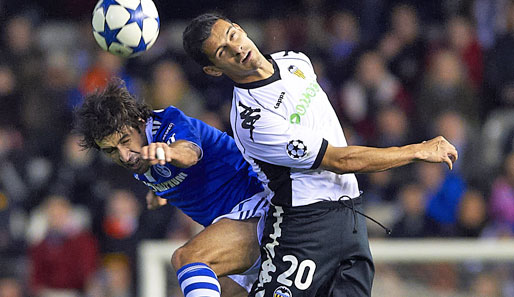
416, 136, 459, 170
141, 142, 172, 166
145, 190, 167, 210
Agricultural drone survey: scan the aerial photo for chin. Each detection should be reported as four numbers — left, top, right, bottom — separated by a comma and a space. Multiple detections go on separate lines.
135, 164, 151, 174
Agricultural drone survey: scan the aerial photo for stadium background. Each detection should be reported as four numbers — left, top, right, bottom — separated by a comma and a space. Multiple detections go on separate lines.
0, 0, 514, 296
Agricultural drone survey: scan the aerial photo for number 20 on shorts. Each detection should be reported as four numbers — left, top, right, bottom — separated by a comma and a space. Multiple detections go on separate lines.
277, 255, 317, 290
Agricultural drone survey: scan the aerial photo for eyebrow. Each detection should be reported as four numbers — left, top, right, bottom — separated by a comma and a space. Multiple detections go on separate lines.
215, 26, 233, 57
100, 133, 129, 151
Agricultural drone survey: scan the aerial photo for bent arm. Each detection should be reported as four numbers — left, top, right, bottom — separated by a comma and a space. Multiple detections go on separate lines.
320, 136, 458, 174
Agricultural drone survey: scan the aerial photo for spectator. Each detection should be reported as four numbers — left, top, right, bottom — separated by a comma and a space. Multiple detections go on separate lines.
417, 162, 467, 236
1, 14, 44, 89
29, 195, 99, 296
325, 10, 362, 85
146, 58, 206, 118
0, 65, 22, 129
391, 183, 434, 238
86, 254, 133, 297
416, 50, 480, 135
379, 3, 427, 93
483, 0, 514, 112
69, 51, 138, 109
50, 133, 103, 209
339, 51, 411, 142
489, 152, 514, 231
455, 189, 488, 237
446, 15, 484, 90
0, 278, 24, 297
432, 111, 484, 185
98, 190, 141, 256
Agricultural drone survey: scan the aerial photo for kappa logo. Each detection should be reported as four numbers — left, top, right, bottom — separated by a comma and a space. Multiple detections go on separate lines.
154, 164, 171, 177
239, 102, 261, 141
275, 92, 285, 109
288, 65, 305, 79
273, 286, 292, 297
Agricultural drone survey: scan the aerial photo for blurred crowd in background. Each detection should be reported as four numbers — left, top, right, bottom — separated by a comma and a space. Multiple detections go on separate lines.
1, 0, 514, 296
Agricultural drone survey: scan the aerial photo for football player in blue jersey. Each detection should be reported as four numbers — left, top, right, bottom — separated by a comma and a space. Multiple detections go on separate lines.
73, 78, 270, 297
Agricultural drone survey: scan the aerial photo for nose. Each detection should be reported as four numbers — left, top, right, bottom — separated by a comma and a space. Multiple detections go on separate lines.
229, 42, 243, 56
118, 146, 131, 163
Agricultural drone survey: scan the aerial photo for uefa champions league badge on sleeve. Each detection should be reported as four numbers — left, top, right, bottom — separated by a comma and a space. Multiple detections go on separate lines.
273, 286, 292, 297
286, 139, 307, 159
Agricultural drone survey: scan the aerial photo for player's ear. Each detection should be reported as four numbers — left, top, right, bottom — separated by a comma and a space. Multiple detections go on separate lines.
203, 65, 223, 77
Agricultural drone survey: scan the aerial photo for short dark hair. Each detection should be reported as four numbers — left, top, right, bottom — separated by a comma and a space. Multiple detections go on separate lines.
182, 13, 232, 67
73, 78, 153, 150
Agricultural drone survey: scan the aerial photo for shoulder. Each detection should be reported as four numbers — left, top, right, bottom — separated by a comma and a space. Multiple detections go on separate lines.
153, 106, 183, 118
271, 51, 312, 66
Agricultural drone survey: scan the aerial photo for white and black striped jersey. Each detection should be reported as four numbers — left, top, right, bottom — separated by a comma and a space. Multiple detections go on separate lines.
230, 51, 360, 207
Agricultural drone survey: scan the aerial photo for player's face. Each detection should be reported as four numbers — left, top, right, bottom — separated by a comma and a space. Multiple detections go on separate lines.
96, 124, 150, 174
202, 19, 268, 82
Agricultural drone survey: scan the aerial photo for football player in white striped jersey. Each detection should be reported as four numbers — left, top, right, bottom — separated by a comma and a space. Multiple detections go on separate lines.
183, 13, 458, 297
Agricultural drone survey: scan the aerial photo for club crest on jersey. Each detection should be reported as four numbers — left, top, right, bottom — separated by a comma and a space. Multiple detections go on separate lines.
286, 139, 307, 159
288, 65, 305, 79
273, 286, 292, 297
154, 164, 172, 177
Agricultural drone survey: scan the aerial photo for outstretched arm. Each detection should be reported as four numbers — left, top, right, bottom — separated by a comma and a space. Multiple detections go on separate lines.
320, 136, 458, 174
141, 140, 202, 168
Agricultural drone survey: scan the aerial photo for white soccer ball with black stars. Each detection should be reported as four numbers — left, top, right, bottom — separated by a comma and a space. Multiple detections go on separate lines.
92, 0, 160, 58
287, 139, 307, 159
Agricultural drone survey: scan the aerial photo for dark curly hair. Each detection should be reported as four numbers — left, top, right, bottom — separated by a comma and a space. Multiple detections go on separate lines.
182, 13, 232, 67
73, 78, 153, 150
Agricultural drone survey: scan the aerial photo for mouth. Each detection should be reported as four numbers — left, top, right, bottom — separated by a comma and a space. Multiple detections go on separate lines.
242, 50, 252, 64
123, 156, 142, 171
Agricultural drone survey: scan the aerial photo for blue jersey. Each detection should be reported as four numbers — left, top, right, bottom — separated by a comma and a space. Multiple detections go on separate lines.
134, 106, 264, 226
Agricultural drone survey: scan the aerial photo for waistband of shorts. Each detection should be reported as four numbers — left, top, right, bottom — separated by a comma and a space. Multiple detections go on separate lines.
276, 196, 363, 211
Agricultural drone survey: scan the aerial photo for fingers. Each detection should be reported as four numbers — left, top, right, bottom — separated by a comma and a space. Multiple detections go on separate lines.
142, 143, 170, 166
444, 155, 453, 170
421, 136, 459, 169
156, 147, 165, 161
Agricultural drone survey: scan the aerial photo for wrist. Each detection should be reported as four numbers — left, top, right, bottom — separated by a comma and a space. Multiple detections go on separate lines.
412, 143, 427, 161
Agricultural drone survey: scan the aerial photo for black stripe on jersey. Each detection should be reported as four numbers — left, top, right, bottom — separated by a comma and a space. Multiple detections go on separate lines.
311, 138, 328, 169
235, 57, 281, 89
247, 90, 287, 121
254, 159, 293, 207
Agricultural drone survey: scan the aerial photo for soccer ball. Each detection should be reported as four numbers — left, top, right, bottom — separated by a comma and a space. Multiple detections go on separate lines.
286, 140, 307, 159
92, 0, 160, 58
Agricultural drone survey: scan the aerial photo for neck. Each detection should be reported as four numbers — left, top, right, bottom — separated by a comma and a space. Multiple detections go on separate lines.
231, 57, 274, 84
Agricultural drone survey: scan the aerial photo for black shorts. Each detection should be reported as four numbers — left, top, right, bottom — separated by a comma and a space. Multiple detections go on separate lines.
249, 198, 374, 297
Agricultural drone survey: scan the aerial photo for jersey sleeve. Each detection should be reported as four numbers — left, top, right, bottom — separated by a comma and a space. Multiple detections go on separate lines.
233, 101, 327, 170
